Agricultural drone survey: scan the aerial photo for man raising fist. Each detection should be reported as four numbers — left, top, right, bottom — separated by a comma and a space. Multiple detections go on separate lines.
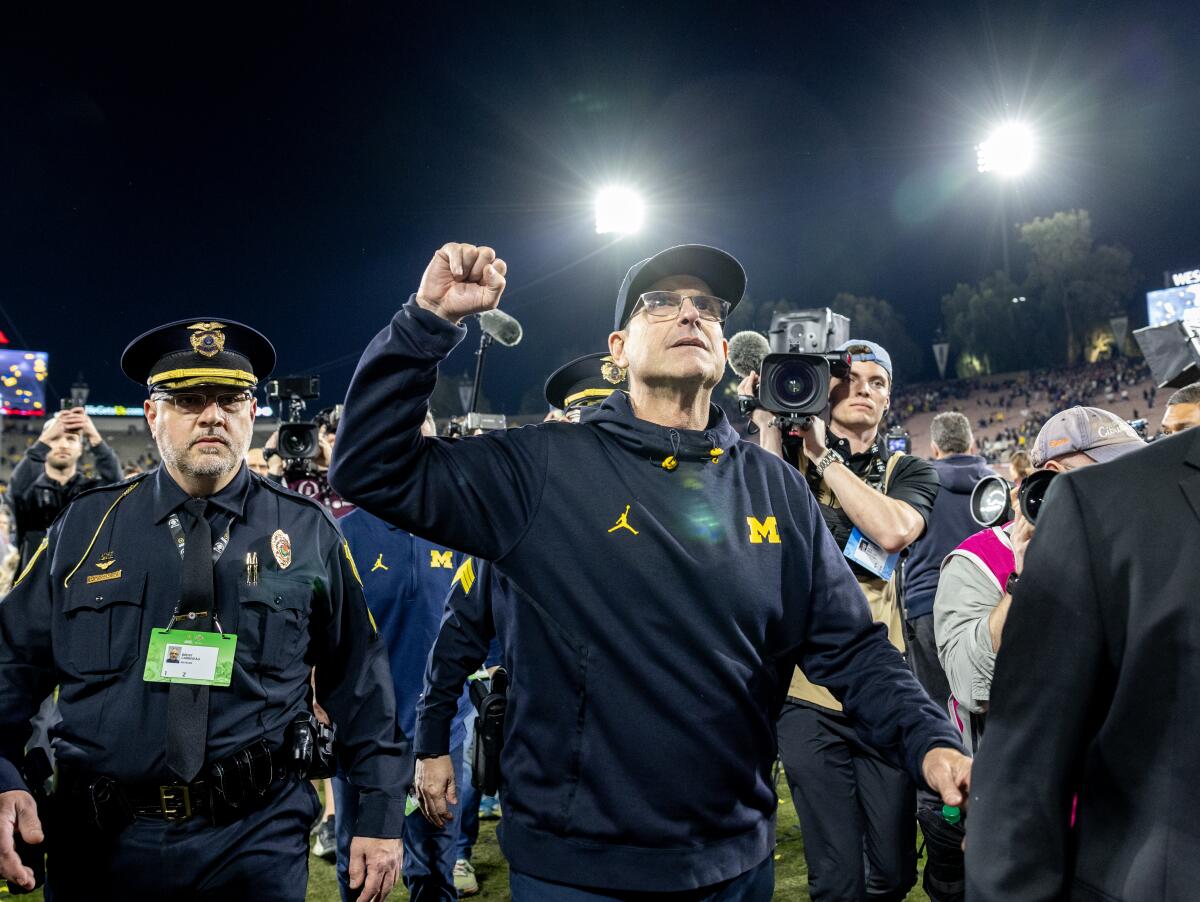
331, 243, 967, 901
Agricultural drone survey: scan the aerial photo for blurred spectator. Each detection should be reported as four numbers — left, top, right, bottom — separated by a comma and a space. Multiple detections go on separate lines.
0, 506, 18, 595
1007, 449, 1033, 485
246, 447, 270, 476
8, 408, 120, 566
1160, 382, 1200, 436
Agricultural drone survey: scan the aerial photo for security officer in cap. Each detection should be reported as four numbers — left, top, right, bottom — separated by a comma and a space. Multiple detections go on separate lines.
0, 319, 406, 901
543, 351, 629, 421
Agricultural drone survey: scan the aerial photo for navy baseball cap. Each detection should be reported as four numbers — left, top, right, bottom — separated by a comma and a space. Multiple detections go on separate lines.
614, 244, 746, 331
835, 339, 893, 381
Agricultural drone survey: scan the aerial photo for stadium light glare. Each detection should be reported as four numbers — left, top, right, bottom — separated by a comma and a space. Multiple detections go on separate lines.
976, 122, 1035, 177
594, 187, 645, 235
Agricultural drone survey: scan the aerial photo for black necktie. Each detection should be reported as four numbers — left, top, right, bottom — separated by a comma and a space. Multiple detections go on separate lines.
165, 498, 214, 782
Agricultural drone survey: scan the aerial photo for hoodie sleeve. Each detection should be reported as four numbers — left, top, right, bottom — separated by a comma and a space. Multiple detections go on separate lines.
329, 298, 547, 562
791, 487, 963, 783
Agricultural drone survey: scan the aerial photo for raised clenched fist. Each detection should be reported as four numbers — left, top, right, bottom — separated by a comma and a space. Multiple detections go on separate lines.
414, 243, 508, 324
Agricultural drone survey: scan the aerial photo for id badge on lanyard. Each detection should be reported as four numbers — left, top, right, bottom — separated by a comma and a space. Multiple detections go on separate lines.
142, 511, 237, 688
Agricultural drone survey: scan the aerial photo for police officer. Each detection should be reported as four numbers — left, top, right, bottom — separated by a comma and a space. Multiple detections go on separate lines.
0, 319, 405, 901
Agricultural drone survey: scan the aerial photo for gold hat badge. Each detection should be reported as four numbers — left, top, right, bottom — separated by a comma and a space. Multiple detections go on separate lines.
188, 322, 227, 358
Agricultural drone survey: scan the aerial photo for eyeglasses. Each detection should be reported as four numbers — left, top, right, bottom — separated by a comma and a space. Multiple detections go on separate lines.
634, 291, 729, 324
153, 391, 253, 415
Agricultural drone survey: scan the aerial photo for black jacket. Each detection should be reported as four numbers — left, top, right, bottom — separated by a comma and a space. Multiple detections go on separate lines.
330, 298, 961, 892
9, 439, 121, 566
966, 429, 1199, 900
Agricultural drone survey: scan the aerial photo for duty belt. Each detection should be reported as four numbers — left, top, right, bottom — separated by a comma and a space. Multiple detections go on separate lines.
61, 738, 294, 828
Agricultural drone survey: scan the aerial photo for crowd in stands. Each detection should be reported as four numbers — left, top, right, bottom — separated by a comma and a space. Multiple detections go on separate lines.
889, 356, 1164, 461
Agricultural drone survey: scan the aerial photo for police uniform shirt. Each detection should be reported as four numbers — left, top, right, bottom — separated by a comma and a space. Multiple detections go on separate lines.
0, 463, 408, 837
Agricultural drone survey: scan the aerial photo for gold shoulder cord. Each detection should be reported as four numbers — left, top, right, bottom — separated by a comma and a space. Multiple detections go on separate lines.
12, 538, 49, 590
63, 481, 142, 588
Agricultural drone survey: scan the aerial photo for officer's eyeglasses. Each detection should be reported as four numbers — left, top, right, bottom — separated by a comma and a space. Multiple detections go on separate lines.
153, 391, 253, 415
633, 291, 729, 324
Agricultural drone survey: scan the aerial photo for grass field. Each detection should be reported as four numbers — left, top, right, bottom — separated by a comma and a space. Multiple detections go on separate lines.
5, 772, 933, 900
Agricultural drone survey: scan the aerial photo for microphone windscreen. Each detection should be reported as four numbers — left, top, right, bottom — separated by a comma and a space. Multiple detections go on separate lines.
727, 330, 771, 378
480, 309, 524, 347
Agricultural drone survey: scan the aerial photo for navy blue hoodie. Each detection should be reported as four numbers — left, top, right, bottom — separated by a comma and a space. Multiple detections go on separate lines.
330, 299, 962, 892
903, 454, 996, 620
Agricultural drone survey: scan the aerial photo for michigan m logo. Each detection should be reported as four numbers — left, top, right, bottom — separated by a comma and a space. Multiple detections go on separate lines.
430, 549, 454, 569
746, 516, 780, 544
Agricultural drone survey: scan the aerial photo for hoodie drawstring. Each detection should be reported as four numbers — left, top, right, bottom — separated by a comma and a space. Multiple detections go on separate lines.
662, 429, 681, 471
706, 430, 723, 465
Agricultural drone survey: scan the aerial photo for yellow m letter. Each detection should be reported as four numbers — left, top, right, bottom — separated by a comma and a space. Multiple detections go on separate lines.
747, 516, 780, 544
430, 549, 454, 569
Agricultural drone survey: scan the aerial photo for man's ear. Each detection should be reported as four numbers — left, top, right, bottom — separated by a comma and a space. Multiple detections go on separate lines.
608, 330, 628, 368
143, 399, 157, 438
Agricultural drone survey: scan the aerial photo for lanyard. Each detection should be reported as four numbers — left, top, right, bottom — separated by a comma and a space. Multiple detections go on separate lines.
163, 509, 234, 632
166, 510, 233, 564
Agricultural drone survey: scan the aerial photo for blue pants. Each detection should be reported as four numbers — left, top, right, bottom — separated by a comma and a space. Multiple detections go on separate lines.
47, 777, 319, 902
455, 707, 479, 860
334, 744, 464, 902
509, 855, 774, 901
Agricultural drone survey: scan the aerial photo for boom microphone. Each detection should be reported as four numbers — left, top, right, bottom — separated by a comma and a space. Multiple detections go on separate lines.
479, 309, 524, 347
727, 330, 771, 378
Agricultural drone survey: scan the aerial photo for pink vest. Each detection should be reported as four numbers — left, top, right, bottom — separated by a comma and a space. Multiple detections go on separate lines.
942, 525, 1014, 592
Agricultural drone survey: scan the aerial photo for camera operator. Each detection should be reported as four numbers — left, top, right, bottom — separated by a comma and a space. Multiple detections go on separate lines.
934, 407, 1143, 746
1160, 381, 1200, 436
8, 406, 120, 567
264, 406, 355, 518
742, 340, 939, 902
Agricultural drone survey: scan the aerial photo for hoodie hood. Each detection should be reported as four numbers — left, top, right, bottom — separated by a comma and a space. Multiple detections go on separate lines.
932, 454, 995, 494
586, 391, 740, 467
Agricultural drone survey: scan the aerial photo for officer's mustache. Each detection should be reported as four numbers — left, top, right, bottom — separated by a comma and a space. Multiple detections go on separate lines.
190, 430, 230, 448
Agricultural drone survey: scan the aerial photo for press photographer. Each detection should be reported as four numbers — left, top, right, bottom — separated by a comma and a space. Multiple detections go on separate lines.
261, 376, 354, 517
934, 406, 1144, 747
738, 319, 940, 902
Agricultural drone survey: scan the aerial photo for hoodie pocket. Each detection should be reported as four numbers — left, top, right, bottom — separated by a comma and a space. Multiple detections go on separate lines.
499, 594, 589, 835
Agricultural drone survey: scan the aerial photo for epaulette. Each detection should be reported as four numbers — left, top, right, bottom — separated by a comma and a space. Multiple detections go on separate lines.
67, 470, 151, 506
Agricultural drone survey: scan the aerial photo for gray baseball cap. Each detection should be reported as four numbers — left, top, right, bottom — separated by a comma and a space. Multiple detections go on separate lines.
1030, 406, 1145, 467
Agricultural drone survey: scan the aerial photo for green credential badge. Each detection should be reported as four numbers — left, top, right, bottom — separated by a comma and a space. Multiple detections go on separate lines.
144, 628, 237, 687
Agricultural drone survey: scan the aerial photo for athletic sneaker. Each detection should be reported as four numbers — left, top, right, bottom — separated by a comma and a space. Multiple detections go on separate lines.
311, 815, 337, 862
453, 858, 479, 896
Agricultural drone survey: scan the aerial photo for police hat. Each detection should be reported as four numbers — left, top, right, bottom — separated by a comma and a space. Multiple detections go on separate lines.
614, 244, 747, 331
121, 318, 276, 392
544, 353, 628, 410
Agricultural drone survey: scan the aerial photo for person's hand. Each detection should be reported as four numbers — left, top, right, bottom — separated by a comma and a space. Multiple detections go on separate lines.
314, 427, 335, 471
39, 414, 66, 444
0, 790, 43, 891
414, 243, 508, 324
263, 431, 285, 477
922, 747, 972, 808
414, 755, 457, 828
737, 372, 776, 434
347, 836, 402, 902
800, 413, 829, 462
1010, 511, 1036, 576
66, 409, 102, 447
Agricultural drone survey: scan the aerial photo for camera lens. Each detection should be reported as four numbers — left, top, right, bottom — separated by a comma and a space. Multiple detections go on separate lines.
970, 476, 1011, 527
1018, 469, 1057, 523
279, 423, 320, 459
769, 360, 822, 411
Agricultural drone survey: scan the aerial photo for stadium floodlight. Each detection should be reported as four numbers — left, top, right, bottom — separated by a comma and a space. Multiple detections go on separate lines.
975, 122, 1035, 177
594, 187, 645, 235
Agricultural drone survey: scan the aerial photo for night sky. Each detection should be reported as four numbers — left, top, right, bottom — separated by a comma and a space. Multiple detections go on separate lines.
5, 2, 1200, 412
